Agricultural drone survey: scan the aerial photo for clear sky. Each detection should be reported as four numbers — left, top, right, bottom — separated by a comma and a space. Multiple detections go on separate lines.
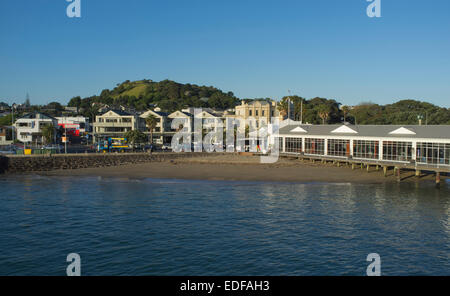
1, 0, 449, 107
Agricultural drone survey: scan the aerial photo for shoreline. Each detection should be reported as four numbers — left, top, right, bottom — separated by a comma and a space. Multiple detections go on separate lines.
34, 155, 444, 184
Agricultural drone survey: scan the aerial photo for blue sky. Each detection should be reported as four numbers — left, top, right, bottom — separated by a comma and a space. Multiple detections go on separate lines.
1, 0, 449, 107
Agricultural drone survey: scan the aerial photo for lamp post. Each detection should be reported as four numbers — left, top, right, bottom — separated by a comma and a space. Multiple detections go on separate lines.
287, 90, 292, 121
64, 117, 67, 154
11, 103, 16, 142
300, 98, 303, 124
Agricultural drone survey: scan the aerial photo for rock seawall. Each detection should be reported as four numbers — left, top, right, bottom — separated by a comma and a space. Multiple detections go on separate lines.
1, 153, 220, 174
0, 156, 8, 174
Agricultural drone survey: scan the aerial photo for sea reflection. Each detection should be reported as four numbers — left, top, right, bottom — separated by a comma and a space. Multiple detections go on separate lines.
0, 176, 449, 275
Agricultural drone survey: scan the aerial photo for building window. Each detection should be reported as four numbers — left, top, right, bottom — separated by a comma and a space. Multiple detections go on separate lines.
285, 137, 302, 153
256, 110, 259, 116
353, 140, 379, 159
249, 110, 252, 116
304, 138, 325, 155
262, 110, 265, 116
276, 137, 284, 152
328, 139, 350, 157
383, 141, 412, 162
416, 142, 450, 165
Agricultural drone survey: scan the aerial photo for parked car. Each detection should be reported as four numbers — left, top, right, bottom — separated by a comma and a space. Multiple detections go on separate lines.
0, 145, 17, 155
42, 145, 64, 153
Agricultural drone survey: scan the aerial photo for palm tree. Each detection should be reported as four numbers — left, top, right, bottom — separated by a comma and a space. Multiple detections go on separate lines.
41, 125, 54, 145
145, 114, 158, 144
318, 105, 331, 125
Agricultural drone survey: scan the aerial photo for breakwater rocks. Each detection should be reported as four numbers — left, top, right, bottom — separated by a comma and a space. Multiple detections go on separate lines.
0, 156, 8, 174
1, 152, 222, 174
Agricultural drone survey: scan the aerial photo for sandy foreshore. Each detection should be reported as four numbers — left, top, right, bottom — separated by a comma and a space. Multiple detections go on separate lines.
38, 154, 442, 184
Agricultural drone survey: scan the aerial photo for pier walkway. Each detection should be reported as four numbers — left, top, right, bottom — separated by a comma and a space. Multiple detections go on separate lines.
280, 152, 449, 184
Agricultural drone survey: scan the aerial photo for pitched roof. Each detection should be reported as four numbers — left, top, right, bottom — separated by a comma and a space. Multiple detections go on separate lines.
101, 109, 134, 116
18, 112, 56, 121
140, 110, 169, 118
278, 124, 450, 140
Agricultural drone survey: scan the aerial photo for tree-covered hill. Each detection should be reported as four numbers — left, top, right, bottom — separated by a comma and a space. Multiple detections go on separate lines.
68, 79, 239, 114
349, 100, 450, 125
62, 79, 450, 125
278, 97, 450, 125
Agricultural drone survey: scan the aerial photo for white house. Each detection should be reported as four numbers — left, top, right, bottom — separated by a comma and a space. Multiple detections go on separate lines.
14, 113, 58, 145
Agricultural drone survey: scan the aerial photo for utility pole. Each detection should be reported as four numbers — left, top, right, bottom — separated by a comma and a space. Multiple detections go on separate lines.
287, 90, 292, 121
64, 117, 67, 154
11, 103, 15, 142
300, 99, 303, 124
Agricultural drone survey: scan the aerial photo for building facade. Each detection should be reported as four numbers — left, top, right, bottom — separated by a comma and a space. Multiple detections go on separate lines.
275, 124, 450, 168
139, 110, 170, 144
93, 110, 138, 142
231, 100, 283, 131
14, 113, 58, 145
56, 116, 91, 136
0, 126, 13, 145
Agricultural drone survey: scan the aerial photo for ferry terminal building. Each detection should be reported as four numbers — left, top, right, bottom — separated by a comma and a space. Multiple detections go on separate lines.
276, 124, 450, 170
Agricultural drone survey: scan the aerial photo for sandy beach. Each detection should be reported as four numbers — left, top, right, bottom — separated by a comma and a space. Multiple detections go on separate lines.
38, 154, 442, 184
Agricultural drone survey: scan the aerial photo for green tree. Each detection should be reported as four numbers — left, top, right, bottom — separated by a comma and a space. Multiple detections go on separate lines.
318, 105, 331, 125
68, 96, 82, 108
124, 130, 146, 147
41, 125, 55, 145
145, 114, 158, 144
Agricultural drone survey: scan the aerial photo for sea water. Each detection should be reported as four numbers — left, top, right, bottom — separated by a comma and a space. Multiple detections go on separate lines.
0, 175, 449, 275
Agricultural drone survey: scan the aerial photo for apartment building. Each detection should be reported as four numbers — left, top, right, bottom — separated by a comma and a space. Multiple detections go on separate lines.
93, 110, 138, 142
139, 110, 170, 144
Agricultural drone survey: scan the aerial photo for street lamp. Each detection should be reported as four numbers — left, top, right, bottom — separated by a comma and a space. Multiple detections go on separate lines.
11, 103, 16, 142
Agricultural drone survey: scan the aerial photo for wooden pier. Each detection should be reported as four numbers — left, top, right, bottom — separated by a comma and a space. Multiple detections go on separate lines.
280, 153, 449, 185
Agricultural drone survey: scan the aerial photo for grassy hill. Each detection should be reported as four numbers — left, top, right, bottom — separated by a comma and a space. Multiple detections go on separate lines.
69, 79, 240, 113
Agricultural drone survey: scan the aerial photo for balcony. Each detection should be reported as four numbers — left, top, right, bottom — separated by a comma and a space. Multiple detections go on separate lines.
94, 122, 134, 128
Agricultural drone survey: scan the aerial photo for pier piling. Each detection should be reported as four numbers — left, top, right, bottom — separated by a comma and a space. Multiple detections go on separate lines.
396, 167, 401, 182
436, 172, 441, 185
383, 166, 388, 177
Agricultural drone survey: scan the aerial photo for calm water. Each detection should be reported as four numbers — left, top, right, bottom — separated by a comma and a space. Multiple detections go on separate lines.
0, 175, 449, 276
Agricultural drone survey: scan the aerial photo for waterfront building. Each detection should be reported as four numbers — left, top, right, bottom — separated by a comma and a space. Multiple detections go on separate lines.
56, 116, 91, 137
275, 124, 450, 168
14, 113, 58, 145
139, 110, 170, 144
230, 100, 283, 131
168, 111, 194, 132
93, 110, 138, 142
